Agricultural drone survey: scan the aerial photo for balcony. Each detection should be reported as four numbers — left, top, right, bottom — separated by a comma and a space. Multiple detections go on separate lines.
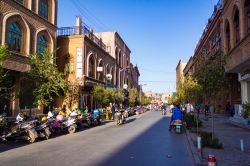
3, 52, 30, 72
225, 33, 250, 73
57, 26, 107, 52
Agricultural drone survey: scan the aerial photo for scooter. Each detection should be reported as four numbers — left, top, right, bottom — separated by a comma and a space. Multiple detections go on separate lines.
2, 113, 38, 143
115, 111, 126, 126
171, 119, 183, 134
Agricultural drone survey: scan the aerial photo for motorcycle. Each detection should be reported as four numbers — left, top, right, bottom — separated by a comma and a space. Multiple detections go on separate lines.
171, 119, 183, 134
49, 111, 78, 134
1, 113, 38, 143
115, 110, 126, 126
36, 119, 51, 140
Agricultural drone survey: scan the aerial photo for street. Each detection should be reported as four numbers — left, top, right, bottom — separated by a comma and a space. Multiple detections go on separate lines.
0, 111, 194, 166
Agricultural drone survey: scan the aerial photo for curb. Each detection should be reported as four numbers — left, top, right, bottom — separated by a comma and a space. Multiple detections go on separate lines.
229, 119, 250, 131
185, 129, 206, 166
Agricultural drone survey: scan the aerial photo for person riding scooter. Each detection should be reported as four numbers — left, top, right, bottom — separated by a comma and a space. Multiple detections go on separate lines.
169, 104, 183, 131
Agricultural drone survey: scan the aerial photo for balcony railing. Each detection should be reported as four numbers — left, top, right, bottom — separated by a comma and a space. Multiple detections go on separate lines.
57, 26, 107, 52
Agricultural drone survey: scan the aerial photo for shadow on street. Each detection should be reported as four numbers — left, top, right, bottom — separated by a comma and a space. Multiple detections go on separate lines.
96, 116, 194, 166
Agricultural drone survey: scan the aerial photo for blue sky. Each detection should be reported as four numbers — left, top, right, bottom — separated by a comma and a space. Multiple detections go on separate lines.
58, 0, 218, 93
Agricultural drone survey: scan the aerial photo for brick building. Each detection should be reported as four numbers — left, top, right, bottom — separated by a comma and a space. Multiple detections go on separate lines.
0, 0, 57, 115
56, 17, 116, 110
176, 59, 186, 89
181, 0, 242, 109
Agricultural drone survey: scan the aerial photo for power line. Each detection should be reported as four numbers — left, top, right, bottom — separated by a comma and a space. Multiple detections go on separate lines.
71, 0, 105, 31
75, 0, 111, 31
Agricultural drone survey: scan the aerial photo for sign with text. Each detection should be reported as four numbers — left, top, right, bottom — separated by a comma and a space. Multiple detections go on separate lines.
76, 48, 83, 79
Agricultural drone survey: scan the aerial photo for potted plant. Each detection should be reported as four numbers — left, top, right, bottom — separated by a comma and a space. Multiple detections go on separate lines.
241, 102, 250, 125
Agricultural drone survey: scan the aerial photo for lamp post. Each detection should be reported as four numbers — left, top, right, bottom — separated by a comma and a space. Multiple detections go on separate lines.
139, 84, 147, 106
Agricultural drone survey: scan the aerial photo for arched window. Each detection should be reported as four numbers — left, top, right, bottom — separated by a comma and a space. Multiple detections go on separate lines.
225, 21, 231, 52
37, 36, 47, 54
97, 61, 104, 81
234, 8, 240, 45
88, 56, 95, 78
7, 22, 22, 52
245, 0, 250, 34
39, 0, 49, 20
119, 52, 122, 67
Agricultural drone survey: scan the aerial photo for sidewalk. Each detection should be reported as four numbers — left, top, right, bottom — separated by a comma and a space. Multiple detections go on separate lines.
187, 114, 250, 166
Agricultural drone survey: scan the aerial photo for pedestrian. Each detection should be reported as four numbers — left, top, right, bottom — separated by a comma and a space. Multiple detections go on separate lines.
111, 103, 115, 120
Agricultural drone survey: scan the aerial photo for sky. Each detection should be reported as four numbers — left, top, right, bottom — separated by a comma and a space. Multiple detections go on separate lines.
58, 0, 218, 93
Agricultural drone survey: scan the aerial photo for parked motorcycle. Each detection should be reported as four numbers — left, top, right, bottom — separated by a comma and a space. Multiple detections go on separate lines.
36, 119, 51, 140
1, 113, 38, 143
115, 110, 126, 126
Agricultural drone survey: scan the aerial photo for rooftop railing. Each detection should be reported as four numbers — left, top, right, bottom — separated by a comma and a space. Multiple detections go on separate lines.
57, 25, 107, 52
194, 0, 222, 53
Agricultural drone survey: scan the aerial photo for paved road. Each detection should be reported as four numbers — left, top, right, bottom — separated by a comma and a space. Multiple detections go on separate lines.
0, 111, 194, 166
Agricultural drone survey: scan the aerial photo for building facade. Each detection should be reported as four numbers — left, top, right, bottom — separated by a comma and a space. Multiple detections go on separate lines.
0, 0, 57, 115
222, 0, 250, 104
94, 32, 132, 89
181, 0, 242, 108
56, 17, 117, 110
176, 59, 186, 89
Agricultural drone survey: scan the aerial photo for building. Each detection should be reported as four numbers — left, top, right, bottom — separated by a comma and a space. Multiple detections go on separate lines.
56, 17, 116, 110
176, 59, 186, 89
222, 0, 250, 105
0, 0, 57, 116
181, 0, 241, 108
94, 32, 133, 89
129, 63, 140, 89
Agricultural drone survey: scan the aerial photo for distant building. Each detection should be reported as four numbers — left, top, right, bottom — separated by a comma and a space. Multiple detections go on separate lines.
176, 59, 186, 89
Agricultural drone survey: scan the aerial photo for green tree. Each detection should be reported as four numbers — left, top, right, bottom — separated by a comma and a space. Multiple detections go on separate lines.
26, 51, 67, 107
176, 75, 202, 104
128, 88, 138, 106
64, 82, 80, 109
195, 52, 229, 139
92, 85, 106, 107
103, 89, 115, 107
113, 88, 125, 105
0, 45, 12, 101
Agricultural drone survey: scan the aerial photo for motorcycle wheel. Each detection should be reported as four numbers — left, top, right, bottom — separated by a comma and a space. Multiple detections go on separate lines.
28, 131, 36, 143
44, 128, 50, 140
68, 125, 76, 134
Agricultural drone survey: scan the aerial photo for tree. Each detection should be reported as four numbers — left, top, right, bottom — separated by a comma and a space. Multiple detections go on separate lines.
195, 52, 229, 139
113, 88, 125, 105
176, 75, 202, 105
103, 89, 115, 107
196, 52, 228, 106
26, 51, 67, 107
92, 85, 106, 107
128, 88, 138, 106
64, 81, 80, 109
0, 45, 13, 101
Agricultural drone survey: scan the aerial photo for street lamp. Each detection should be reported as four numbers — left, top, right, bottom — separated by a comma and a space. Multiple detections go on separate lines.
139, 84, 147, 106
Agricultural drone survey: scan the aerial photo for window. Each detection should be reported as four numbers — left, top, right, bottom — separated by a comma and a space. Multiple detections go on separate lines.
88, 56, 95, 78
225, 21, 231, 52
7, 22, 22, 52
37, 36, 47, 54
15, 0, 23, 4
234, 8, 240, 45
39, 0, 49, 20
245, 0, 250, 33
